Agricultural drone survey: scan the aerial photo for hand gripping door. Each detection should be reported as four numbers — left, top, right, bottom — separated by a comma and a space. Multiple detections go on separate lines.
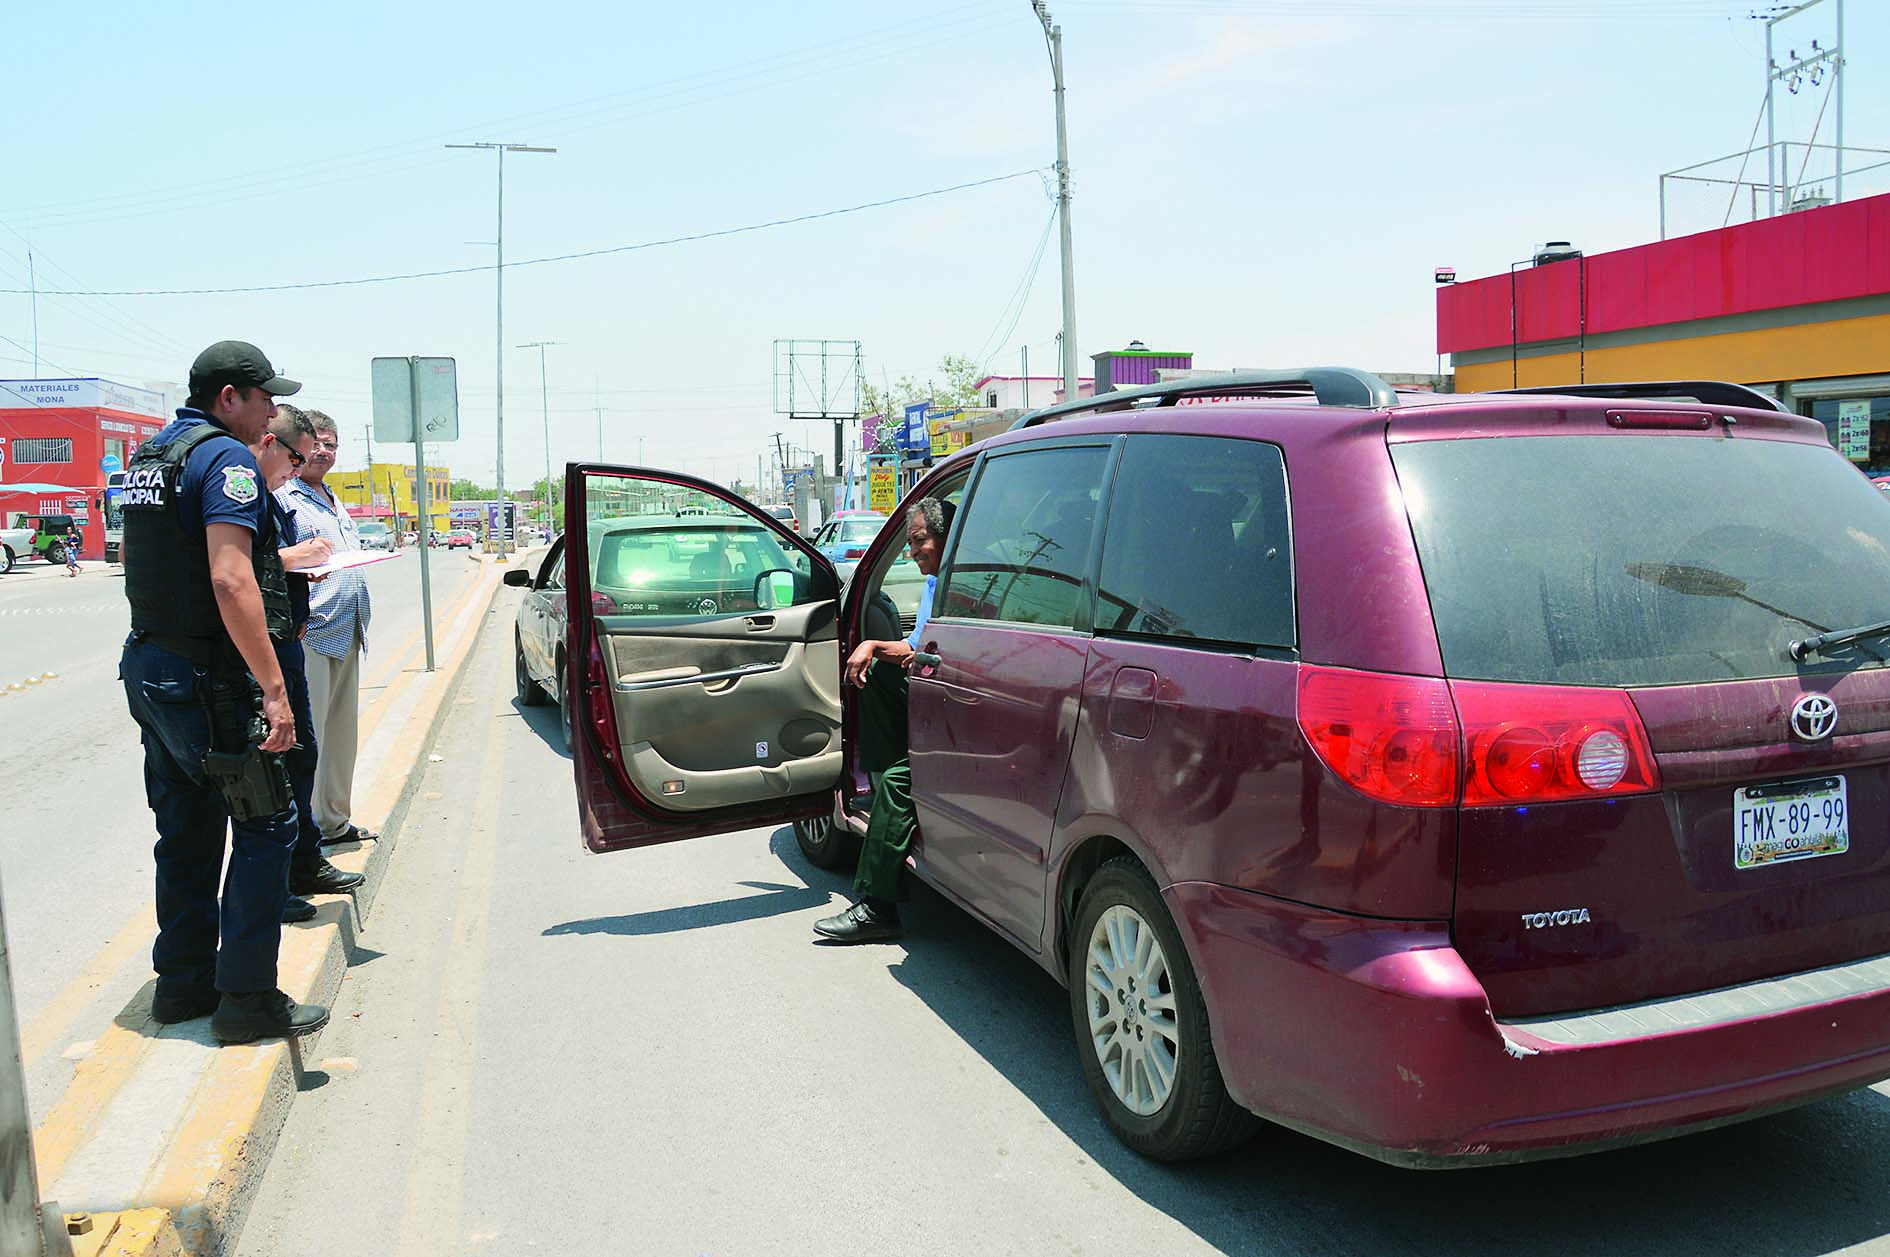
566, 464, 843, 853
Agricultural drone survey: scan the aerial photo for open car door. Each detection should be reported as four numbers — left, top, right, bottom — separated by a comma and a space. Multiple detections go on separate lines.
565, 464, 844, 852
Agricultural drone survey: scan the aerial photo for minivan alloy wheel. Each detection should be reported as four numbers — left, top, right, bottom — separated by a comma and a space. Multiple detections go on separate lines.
1083, 904, 1182, 1116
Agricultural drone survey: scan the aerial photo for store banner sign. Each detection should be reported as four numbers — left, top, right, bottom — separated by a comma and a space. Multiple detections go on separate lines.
869, 466, 897, 513
901, 402, 932, 453
1838, 399, 1872, 461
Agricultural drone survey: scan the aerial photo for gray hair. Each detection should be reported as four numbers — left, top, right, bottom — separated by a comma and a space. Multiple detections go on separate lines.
908, 496, 953, 542
302, 409, 339, 437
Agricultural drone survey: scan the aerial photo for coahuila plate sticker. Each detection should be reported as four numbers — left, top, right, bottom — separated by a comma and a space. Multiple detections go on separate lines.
1734, 775, 1848, 869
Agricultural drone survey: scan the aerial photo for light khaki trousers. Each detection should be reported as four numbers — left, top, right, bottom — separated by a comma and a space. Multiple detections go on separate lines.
304, 631, 362, 840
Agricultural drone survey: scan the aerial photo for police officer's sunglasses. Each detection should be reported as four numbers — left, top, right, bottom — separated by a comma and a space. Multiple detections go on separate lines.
264, 434, 307, 469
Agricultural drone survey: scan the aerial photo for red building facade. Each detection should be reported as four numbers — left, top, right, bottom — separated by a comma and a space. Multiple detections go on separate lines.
0, 378, 170, 560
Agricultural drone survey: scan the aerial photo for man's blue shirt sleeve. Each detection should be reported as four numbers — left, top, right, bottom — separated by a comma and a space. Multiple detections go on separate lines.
906, 575, 937, 649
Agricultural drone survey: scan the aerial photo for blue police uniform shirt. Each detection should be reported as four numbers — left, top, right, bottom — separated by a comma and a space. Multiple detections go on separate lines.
148, 410, 267, 540
270, 495, 311, 631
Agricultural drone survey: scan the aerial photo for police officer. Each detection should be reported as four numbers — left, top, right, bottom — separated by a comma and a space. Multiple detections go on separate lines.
120, 340, 329, 1044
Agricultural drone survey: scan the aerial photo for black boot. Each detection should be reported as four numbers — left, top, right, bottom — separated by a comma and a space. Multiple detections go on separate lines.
289, 858, 364, 895
151, 987, 219, 1024
211, 989, 330, 1044
281, 895, 317, 923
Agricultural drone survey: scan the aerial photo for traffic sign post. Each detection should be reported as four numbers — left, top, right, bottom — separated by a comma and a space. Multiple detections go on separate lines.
371, 357, 459, 672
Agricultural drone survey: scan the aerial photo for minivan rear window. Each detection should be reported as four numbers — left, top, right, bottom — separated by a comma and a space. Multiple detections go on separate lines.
1392, 435, 1890, 686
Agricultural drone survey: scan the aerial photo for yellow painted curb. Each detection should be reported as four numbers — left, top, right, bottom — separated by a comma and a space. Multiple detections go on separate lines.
69, 1208, 185, 1257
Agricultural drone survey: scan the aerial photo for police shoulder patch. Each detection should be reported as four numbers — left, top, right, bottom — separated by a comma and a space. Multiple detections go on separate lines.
221, 465, 259, 504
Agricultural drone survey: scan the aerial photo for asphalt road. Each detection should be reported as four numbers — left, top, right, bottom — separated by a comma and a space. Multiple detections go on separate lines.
235, 583, 1890, 1257
0, 546, 482, 1123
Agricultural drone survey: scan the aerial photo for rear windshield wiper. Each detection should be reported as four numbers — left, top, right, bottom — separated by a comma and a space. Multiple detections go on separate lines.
1790, 619, 1890, 662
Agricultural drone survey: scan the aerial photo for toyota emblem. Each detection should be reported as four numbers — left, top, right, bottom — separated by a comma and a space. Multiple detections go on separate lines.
1789, 694, 1838, 742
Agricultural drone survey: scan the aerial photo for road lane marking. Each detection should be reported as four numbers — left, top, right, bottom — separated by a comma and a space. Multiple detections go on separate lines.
394, 655, 508, 1256
32, 1019, 154, 1187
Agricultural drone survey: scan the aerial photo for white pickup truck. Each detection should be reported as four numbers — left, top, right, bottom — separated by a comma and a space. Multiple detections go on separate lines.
0, 524, 34, 574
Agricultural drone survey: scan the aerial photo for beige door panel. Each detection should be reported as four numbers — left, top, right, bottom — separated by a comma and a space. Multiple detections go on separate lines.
598, 600, 839, 812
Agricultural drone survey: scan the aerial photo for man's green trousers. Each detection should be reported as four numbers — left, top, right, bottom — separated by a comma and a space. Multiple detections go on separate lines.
852, 660, 916, 903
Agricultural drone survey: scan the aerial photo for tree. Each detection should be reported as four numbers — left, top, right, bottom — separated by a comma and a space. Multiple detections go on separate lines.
448, 478, 494, 499
934, 354, 984, 410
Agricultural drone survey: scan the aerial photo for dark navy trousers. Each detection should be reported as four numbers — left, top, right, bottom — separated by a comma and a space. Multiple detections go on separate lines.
276, 637, 325, 869
121, 640, 296, 997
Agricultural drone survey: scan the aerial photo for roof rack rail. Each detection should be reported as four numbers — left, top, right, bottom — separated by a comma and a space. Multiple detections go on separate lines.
1009, 367, 1400, 430
1490, 380, 1788, 413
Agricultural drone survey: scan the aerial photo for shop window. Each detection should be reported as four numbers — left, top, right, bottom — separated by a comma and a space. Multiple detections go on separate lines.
12, 438, 72, 464
1812, 396, 1890, 470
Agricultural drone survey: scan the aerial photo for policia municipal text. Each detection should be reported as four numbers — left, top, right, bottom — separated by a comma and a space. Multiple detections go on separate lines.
118, 341, 332, 1044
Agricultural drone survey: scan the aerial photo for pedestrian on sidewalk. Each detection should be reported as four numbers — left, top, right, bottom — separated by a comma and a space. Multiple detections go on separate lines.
246, 403, 364, 923
63, 522, 82, 576
119, 339, 330, 1043
276, 410, 379, 848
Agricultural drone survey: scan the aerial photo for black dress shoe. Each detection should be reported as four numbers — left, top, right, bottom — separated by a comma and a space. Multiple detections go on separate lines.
319, 823, 379, 847
281, 895, 318, 924
151, 987, 220, 1024
211, 989, 330, 1044
813, 901, 903, 943
290, 859, 364, 895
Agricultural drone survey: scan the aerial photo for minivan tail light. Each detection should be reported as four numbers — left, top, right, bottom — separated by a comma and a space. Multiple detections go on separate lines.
1451, 680, 1659, 806
585, 633, 623, 763
1297, 666, 1458, 807
843, 547, 867, 559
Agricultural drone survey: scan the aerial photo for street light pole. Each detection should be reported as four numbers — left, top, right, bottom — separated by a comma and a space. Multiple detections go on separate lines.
1033, 2, 1079, 400
445, 140, 556, 558
518, 340, 562, 532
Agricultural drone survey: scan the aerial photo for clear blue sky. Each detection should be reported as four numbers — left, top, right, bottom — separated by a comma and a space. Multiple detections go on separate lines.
2, 0, 1883, 489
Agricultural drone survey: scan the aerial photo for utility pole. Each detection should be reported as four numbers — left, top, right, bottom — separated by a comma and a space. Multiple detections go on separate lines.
1034, 1, 1080, 399
26, 250, 38, 378
445, 139, 557, 559
1764, 0, 1845, 217
518, 340, 561, 529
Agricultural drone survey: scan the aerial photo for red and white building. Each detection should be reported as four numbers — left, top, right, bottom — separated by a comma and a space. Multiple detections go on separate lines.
0, 378, 173, 560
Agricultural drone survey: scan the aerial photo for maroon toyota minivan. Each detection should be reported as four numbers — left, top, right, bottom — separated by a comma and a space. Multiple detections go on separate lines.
555, 370, 1890, 1165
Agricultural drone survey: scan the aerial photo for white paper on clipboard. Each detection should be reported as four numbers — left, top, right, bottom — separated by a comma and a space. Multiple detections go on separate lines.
291, 549, 401, 577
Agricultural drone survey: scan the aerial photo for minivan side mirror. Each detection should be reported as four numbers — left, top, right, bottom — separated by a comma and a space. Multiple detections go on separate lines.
755, 568, 802, 610
503, 569, 532, 587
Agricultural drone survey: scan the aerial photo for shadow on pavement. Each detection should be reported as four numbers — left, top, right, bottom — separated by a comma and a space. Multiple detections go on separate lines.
542, 829, 842, 938
869, 874, 1890, 1256
511, 697, 570, 760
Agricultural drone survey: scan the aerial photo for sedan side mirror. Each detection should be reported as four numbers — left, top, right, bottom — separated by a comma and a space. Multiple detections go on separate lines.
503, 569, 532, 587
755, 568, 803, 611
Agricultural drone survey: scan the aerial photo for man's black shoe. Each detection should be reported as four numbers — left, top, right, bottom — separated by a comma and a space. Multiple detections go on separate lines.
211, 989, 330, 1044
813, 901, 903, 943
151, 987, 219, 1024
289, 859, 364, 895
281, 895, 318, 924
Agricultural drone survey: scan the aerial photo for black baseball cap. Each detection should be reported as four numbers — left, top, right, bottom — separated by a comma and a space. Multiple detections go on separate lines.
189, 340, 302, 398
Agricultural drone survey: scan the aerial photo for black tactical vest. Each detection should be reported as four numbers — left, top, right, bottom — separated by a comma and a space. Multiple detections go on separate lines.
123, 423, 292, 643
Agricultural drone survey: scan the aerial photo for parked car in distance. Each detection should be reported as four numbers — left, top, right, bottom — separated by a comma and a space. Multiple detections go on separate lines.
810, 510, 888, 582
356, 521, 396, 551
761, 503, 798, 534
556, 371, 1890, 1169
505, 538, 573, 749
0, 523, 34, 573
404, 530, 419, 545
9, 513, 78, 564
446, 530, 477, 549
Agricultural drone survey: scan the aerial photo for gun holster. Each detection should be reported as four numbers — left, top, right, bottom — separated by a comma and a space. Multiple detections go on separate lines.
200, 672, 291, 821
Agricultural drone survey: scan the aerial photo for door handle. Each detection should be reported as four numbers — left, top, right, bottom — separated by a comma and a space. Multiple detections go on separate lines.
745, 616, 774, 631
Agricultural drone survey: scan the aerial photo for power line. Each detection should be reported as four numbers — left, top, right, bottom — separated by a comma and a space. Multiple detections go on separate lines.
0, 170, 1045, 298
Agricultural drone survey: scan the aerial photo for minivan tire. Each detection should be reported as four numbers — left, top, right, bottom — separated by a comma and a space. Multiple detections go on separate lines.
1068, 857, 1257, 1161
794, 812, 861, 871
516, 635, 547, 707
1, 546, 12, 574
556, 659, 572, 753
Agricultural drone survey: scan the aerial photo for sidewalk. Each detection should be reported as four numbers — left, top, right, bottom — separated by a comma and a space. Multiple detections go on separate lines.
29, 548, 537, 1256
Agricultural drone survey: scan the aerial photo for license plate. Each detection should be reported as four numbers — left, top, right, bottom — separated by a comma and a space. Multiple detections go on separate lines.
1734, 776, 1849, 869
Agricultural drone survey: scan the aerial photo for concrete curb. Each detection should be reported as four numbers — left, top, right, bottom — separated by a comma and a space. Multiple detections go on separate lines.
68, 1209, 186, 1257
35, 550, 530, 1256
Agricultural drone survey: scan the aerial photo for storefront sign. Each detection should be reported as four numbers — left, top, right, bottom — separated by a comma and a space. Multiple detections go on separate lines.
901, 402, 932, 454
868, 466, 897, 513
0, 378, 167, 418
1838, 399, 1872, 461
